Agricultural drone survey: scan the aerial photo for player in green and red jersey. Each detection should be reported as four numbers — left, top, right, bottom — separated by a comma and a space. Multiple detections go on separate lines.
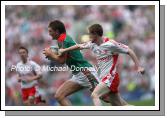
43, 20, 100, 105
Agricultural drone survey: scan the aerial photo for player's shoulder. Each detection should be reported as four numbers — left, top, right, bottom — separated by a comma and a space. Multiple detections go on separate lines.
102, 38, 116, 46
109, 39, 118, 45
64, 34, 76, 46
105, 39, 120, 46
29, 60, 38, 66
103, 36, 114, 43
29, 61, 41, 69
65, 34, 73, 42
108, 40, 129, 49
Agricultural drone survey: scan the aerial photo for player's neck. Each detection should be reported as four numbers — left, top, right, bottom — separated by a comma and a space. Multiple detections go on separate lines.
94, 37, 103, 46
53, 35, 59, 40
22, 59, 27, 64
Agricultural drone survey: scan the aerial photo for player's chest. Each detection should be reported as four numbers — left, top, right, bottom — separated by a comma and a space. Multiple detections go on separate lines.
92, 45, 112, 57
17, 64, 34, 75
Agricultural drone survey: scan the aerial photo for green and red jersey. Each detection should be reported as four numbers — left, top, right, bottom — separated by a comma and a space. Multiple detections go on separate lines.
54, 33, 93, 74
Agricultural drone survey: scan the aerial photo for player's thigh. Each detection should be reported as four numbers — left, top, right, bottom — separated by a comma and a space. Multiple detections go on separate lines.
92, 82, 110, 97
55, 80, 84, 97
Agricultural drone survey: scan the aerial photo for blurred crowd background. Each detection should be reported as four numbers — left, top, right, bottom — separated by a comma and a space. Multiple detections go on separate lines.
5, 5, 155, 106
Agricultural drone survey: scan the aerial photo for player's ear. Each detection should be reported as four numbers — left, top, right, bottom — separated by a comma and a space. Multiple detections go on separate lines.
55, 30, 59, 35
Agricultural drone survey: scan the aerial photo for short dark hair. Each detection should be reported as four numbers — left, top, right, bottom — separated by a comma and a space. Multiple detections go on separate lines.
48, 20, 66, 34
19, 46, 28, 53
88, 24, 103, 36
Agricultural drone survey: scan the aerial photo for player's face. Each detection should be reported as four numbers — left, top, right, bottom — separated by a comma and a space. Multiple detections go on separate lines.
88, 32, 98, 42
48, 27, 58, 39
19, 49, 28, 60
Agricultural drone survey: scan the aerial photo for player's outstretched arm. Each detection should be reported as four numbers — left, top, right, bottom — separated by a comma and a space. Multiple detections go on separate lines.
59, 42, 91, 56
59, 44, 82, 55
127, 48, 145, 74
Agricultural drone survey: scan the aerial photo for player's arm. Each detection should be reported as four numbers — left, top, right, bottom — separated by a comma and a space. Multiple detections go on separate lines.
26, 62, 42, 82
24, 74, 42, 83
32, 62, 42, 80
59, 42, 91, 55
58, 44, 82, 55
43, 48, 67, 64
17, 74, 21, 83
127, 48, 145, 74
29, 74, 42, 81
110, 40, 145, 74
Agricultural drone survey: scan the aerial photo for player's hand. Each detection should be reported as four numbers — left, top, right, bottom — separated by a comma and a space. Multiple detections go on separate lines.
20, 76, 32, 83
27, 78, 35, 82
43, 48, 53, 58
137, 67, 145, 75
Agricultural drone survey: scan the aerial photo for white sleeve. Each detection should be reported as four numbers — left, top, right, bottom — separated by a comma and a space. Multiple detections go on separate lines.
79, 41, 94, 49
110, 41, 129, 54
31, 61, 42, 75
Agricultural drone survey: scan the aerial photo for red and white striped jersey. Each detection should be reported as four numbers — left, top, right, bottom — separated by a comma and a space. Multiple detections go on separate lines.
80, 37, 129, 80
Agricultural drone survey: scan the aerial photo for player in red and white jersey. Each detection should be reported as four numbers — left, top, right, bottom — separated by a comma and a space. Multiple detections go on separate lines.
59, 24, 145, 106
16, 46, 45, 105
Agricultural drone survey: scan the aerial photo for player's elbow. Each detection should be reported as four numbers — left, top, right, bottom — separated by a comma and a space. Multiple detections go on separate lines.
57, 54, 67, 64
59, 60, 66, 64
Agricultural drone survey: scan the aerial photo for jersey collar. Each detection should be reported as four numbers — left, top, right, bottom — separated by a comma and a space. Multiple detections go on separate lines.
57, 33, 66, 42
103, 36, 110, 42
21, 58, 30, 64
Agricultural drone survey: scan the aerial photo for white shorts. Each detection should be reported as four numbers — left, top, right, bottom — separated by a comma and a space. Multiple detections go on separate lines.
69, 68, 99, 91
101, 72, 120, 93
